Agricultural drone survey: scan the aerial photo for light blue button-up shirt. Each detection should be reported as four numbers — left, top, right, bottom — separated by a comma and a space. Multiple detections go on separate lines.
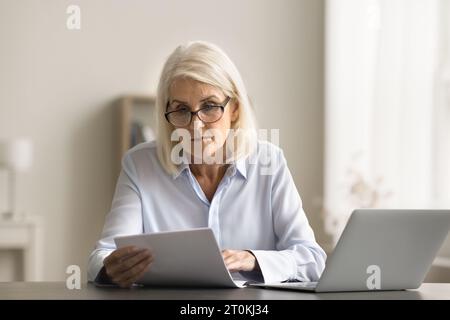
87, 140, 326, 284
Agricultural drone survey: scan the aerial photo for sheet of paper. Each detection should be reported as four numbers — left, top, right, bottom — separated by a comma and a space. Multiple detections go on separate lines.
114, 228, 245, 288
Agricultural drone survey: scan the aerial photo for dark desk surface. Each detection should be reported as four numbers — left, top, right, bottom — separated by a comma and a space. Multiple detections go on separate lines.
0, 282, 449, 300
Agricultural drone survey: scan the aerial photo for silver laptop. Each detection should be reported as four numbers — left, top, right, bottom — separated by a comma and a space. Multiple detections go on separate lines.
251, 209, 450, 292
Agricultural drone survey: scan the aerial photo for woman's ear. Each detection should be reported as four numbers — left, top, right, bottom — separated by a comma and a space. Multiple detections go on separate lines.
230, 101, 239, 122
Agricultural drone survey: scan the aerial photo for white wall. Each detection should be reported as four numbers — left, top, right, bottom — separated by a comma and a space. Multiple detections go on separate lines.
0, 0, 325, 280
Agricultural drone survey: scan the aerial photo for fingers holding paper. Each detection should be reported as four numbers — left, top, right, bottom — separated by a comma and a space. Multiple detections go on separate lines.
221, 249, 260, 273
103, 246, 154, 288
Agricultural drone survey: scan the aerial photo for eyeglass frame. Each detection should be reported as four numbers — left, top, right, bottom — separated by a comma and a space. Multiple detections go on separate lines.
164, 96, 232, 127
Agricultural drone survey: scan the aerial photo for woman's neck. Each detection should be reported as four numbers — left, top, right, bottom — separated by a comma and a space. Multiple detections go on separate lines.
189, 163, 228, 183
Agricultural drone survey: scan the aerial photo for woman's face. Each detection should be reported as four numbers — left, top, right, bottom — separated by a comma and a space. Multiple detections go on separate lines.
168, 77, 238, 164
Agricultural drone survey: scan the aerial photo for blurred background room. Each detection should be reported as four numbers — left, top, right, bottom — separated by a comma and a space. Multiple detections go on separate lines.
0, 0, 449, 282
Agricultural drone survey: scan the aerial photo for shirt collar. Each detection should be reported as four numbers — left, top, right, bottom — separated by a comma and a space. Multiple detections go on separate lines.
234, 156, 247, 180
171, 152, 190, 179
171, 154, 248, 180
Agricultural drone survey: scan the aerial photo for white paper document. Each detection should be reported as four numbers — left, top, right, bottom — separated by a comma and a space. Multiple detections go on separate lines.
114, 228, 251, 288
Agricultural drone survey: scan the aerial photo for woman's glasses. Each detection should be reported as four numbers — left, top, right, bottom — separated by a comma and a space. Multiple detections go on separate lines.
165, 96, 231, 127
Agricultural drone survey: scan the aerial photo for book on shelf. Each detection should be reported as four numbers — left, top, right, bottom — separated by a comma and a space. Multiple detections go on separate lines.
130, 121, 156, 147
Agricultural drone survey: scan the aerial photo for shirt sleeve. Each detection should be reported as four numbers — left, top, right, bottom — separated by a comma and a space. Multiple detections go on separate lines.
249, 148, 327, 283
87, 152, 144, 283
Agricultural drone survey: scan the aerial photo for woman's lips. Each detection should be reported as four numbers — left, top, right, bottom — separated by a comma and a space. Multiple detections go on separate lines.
191, 136, 214, 141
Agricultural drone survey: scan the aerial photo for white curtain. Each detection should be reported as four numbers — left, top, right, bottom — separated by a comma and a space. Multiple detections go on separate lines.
324, 0, 450, 245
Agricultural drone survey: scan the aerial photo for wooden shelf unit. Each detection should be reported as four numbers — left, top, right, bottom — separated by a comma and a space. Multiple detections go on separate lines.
116, 95, 156, 175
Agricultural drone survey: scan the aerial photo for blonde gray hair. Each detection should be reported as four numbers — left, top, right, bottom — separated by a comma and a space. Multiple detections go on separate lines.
155, 41, 258, 175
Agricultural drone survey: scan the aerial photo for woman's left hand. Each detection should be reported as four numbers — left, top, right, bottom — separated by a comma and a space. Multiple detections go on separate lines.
221, 249, 260, 272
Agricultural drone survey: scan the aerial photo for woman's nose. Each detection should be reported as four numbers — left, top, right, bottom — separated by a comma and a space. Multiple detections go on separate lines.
190, 118, 204, 131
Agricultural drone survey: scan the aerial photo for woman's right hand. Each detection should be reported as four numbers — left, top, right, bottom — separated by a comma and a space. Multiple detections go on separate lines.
103, 246, 153, 288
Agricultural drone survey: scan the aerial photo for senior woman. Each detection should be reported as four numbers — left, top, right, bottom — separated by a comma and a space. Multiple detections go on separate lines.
87, 41, 326, 288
